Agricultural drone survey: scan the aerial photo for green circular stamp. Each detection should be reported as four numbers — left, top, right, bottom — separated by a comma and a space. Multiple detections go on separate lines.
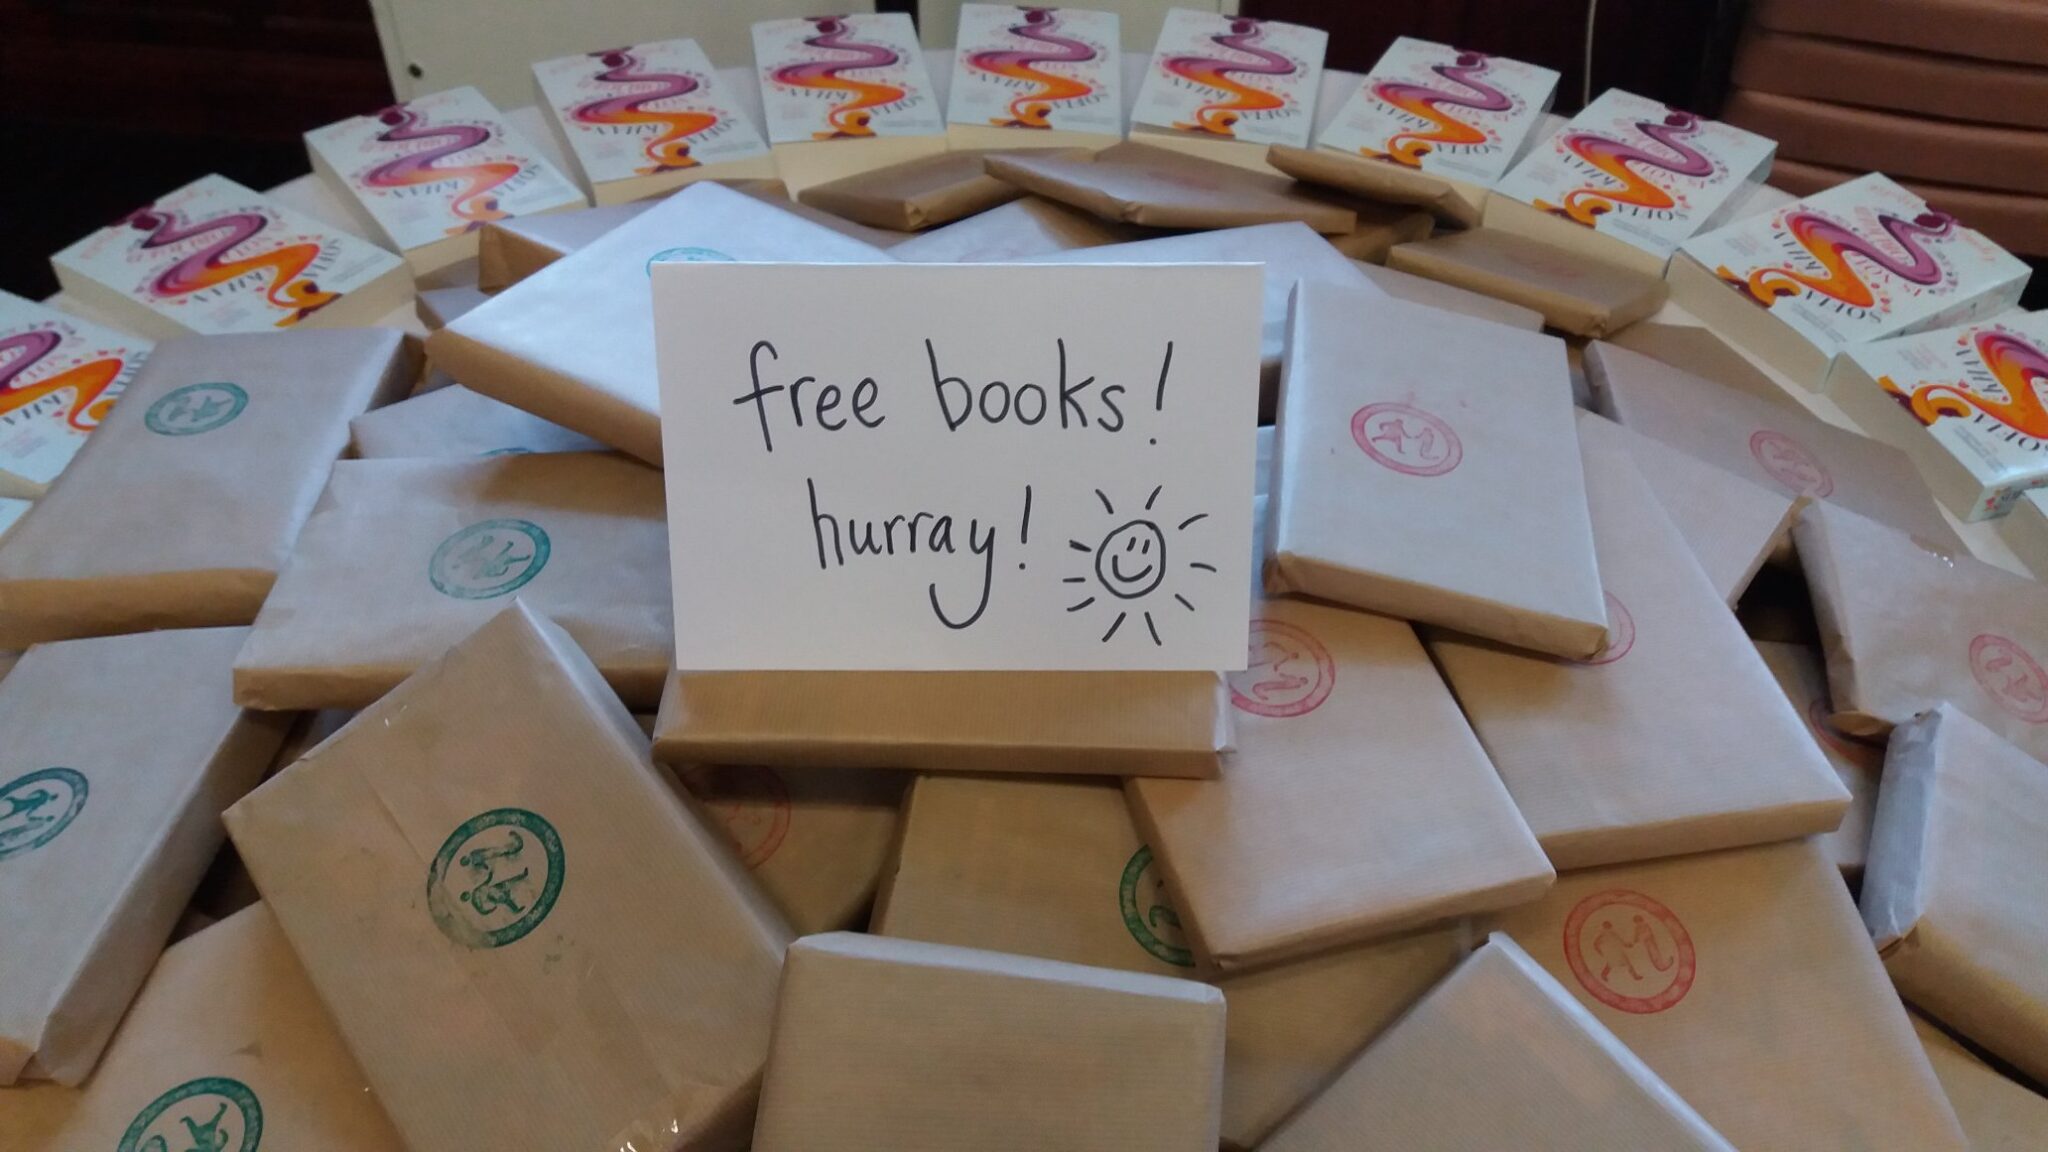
117, 1075, 263, 1152
145, 382, 248, 436
1119, 845, 1193, 968
426, 807, 565, 949
646, 246, 735, 275
428, 518, 550, 600
0, 767, 89, 862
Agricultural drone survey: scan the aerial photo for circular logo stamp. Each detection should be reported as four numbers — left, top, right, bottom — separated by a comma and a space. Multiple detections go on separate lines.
1572, 592, 1635, 666
1563, 889, 1697, 1014
646, 246, 735, 276
0, 767, 89, 862
428, 519, 551, 601
1969, 633, 2048, 723
1352, 402, 1463, 477
1119, 846, 1194, 968
1748, 429, 1833, 497
1229, 618, 1335, 718
426, 808, 565, 949
117, 1076, 263, 1152
145, 382, 248, 437
478, 446, 532, 457
676, 764, 792, 869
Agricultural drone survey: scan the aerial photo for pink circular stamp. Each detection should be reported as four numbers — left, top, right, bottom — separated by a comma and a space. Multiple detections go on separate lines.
1969, 633, 2048, 723
1229, 618, 1336, 718
677, 764, 792, 868
1574, 592, 1635, 666
1748, 429, 1834, 498
1352, 403, 1463, 478
1563, 889, 1697, 1015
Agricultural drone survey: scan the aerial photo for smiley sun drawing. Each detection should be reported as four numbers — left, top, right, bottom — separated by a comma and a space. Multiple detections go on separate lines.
1066, 486, 1216, 645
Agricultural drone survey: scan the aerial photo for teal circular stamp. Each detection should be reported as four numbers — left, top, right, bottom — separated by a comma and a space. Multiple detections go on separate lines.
428, 518, 550, 600
117, 1075, 263, 1152
145, 382, 248, 436
0, 767, 89, 861
1119, 845, 1194, 968
646, 246, 735, 275
477, 446, 532, 457
426, 807, 565, 949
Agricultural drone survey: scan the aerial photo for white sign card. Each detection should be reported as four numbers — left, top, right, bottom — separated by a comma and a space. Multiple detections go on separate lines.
653, 263, 1261, 671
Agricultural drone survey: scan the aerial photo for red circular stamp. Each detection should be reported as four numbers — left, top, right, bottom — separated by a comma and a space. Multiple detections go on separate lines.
1229, 618, 1336, 718
1969, 633, 2048, 723
676, 764, 792, 868
1574, 592, 1635, 666
1352, 403, 1463, 477
1563, 889, 1697, 1014
1748, 429, 1834, 498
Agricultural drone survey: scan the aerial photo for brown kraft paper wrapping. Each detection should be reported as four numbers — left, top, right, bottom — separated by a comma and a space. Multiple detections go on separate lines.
984, 141, 1359, 234
1585, 340, 1965, 555
889, 196, 1144, 263
1266, 142, 1484, 227
0, 627, 289, 1085
1267, 286, 1608, 658
1605, 321, 1792, 407
476, 197, 658, 291
869, 772, 1464, 1151
1483, 839, 1970, 1152
797, 148, 1047, 230
233, 454, 670, 710
1863, 705, 2048, 1085
1912, 1014, 2048, 1152
41, 905, 405, 1151
1262, 935, 1736, 1152
429, 181, 894, 465
1753, 640, 1883, 878
1386, 228, 1668, 337
1127, 596, 1552, 975
1430, 437, 1850, 870
1354, 261, 1545, 331
1794, 499, 2048, 762
224, 603, 790, 1152
751, 932, 1225, 1152
0, 329, 415, 647
349, 384, 607, 459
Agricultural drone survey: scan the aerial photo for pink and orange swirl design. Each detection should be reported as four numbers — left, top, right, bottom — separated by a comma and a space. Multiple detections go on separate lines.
966, 8, 1099, 129
1367, 52, 1512, 167
1536, 111, 1716, 225
573, 48, 718, 173
1164, 18, 1297, 138
0, 330, 124, 430
120, 205, 334, 326
1897, 328, 2048, 441
771, 17, 906, 139
1720, 208, 1954, 312
363, 105, 519, 233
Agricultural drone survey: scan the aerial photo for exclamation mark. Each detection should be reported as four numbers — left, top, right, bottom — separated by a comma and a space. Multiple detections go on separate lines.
1150, 341, 1173, 445
1018, 484, 1032, 570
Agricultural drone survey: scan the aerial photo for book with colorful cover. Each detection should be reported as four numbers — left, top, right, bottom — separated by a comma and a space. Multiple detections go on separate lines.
307, 85, 586, 271
50, 174, 410, 340
534, 38, 774, 205
946, 5, 1124, 148
1487, 89, 1775, 272
1130, 9, 1326, 151
752, 13, 947, 190
1317, 37, 1557, 188
1828, 311, 2048, 520
0, 292, 151, 497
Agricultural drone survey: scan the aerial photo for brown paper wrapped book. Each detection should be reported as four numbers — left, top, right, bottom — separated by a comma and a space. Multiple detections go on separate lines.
415, 284, 491, 331
225, 603, 790, 1152
1586, 340, 1965, 554
1606, 321, 1790, 406
41, 905, 405, 1151
233, 454, 669, 710
889, 195, 1143, 263
984, 141, 1358, 234
1484, 839, 1970, 1152
671, 763, 902, 935
0, 627, 288, 1085
798, 148, 1046, 230
477, 197, 657, 290
1912, 1015, 2048, 1152
1385, 228, 1668, 337
1324, 199, 1435, 264
1267, 142, 1486, 227
752, 932, 1225, 1152
1430, 438, 1849, 869
0, 328, 414, 648
1577, 409, 1801, 605
1127, 597, 1552, 974
1354, 261, 1545, 331
1795, 500, 2048, 762
349, 384, 606, 459
429, 181, 894, 465
1754, 640, 1883, 878
654, 668, 1230, 778
1267, 286, 1607, 658
1262, 934, 1736, 1152
0, 1079, 76, 1150
869, 772, 1463, 1151
1863, 705, 2048, 1085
